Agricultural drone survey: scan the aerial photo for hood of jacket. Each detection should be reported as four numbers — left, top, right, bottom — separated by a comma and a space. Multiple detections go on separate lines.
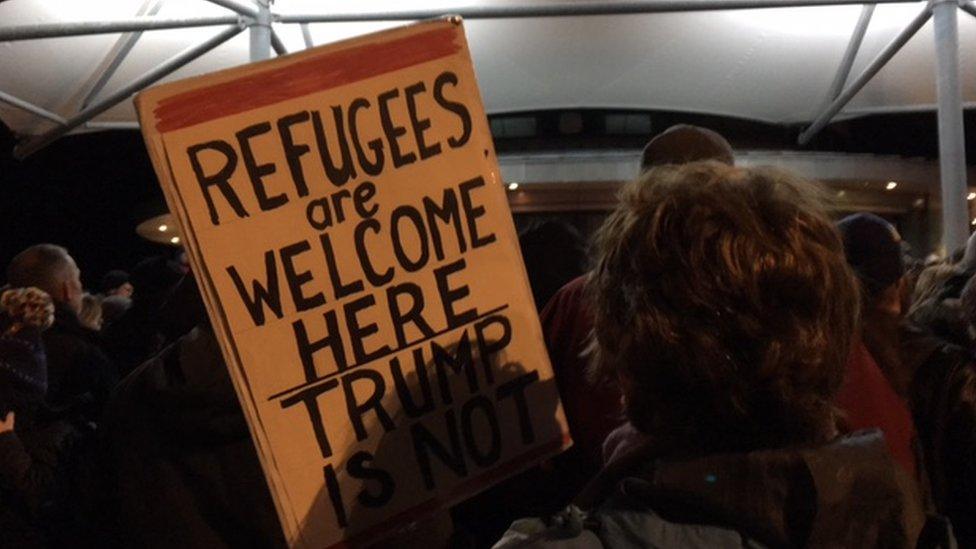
583, 430, 925, 548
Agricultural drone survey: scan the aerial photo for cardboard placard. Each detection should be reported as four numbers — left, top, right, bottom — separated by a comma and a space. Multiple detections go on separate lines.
136, 18, 570, 549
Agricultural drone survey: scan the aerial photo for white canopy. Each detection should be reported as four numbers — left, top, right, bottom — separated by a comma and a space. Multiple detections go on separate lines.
1, 0, 974, 136
1, 0, 973, 247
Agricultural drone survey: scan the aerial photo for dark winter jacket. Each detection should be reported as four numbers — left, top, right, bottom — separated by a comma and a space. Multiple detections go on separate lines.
100, 325, 285, 548
496, 431, 939, 548
904, 328, 976, 548
43, 305, 116, 420
0, 325, 83, 548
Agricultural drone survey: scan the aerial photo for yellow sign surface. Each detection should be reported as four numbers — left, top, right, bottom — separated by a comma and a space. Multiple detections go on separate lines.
136, 18, 569, 549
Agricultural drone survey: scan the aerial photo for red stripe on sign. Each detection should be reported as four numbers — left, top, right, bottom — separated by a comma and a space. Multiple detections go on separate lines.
153, 26, 461, 132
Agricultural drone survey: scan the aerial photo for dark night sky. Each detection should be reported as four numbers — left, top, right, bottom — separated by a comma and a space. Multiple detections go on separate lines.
0, 126, 171, 289
1, 109, 974, 289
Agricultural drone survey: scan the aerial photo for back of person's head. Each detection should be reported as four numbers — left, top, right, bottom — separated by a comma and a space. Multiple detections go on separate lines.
0, 287, 54, 407
911, 263, 956, 306
589, 161, 859, 455
78, 293, 104, 331
6, 244, 82, 312
101, 270, 132, 297
836, 213, 904, 315
640, 124, 734, 173
518, 219, 586, 310
130, 255, 183, 306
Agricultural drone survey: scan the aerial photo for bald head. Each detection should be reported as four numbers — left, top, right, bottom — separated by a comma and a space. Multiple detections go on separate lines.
640, 125, 734, 173
7, 244, 83, 314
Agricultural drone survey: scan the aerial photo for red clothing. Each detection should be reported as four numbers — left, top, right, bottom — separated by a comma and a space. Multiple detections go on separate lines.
836, 340, 918, 477
540, 275, 623, 470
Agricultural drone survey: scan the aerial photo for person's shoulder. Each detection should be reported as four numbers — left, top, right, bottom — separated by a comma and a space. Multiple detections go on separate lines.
493, 504, 766, 549
493, 506, 603, 549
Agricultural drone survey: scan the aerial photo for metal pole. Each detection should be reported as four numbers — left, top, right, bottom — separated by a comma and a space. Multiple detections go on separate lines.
270, 29, 288, 55
961, 1, 976, 18
13, 24, 246, 159
932, 0, 969, 252
82, 0, 166, 109
0, 0, 930, 43
85, 121, 141, 130
822, 4, 874, 104
0, 16, 241, 42
798, 5, 931, 144
276, 0, 922, 23
0, 90, 66, 125
250, 0, 272, 61
300, 23, 314, 49
203, 0, 260, 18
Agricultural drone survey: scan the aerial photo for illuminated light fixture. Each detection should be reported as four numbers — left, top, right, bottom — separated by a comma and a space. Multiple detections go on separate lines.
836, 190, 846, 198
170, 236, 181, 244
158, 224, 168, 232
885, 181, 898, 191
913, 198, 925, 208
507, 182, 519, 191
971, 218, 976, 227
968, 192, 975, 201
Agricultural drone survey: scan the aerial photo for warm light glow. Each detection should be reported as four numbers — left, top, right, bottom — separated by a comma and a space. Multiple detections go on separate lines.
968, 192, 975, 201
836, 190, 846, 198
507, 182, 519, 191
158, 224, 168, 232
886, 181, 898, 190
170, 236, 181, 244
971, 218, 976, 227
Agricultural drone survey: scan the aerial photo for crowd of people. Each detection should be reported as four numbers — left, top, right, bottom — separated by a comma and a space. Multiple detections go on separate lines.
1, 125, 974, 548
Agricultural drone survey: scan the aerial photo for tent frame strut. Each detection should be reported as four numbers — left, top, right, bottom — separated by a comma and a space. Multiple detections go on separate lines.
0, 91, 66, 125
933, 0, 969, 252
0, 0, 927, 42
0, 16, 243, 42
81, 0, 166, 109
797, 4, 932, 145
13, 24, 246, 159
821, 4, 875, 107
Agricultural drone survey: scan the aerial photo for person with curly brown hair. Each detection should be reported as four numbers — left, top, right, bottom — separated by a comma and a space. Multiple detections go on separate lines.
0, 286, 84, 547
496, 162, 935, 548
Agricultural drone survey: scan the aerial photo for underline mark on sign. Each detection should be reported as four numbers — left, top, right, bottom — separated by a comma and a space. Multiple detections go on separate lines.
266, 303, 510, 402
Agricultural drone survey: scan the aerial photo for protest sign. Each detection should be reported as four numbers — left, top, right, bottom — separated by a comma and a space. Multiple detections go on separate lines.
136, 18, 570, 548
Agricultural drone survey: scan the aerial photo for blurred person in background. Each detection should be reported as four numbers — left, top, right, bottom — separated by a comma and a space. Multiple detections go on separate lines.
902, 274, 976, 547
99, 270, 133, 299
833, 215, 918, 481
78, 294, 103, 332
518, 219, 586, 312
5, 245, 115, 422
99, 295, 131, 330
102, 255, 184, 377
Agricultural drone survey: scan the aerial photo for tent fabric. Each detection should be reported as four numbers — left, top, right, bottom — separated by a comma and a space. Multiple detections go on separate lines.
1, 0, 975, 138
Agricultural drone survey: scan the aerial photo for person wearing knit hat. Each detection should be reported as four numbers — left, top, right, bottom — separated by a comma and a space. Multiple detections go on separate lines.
833, 212, 919, 482
0, 286, 83, 547
837, 213, 905, 302
0, 287, 55, 412
640, 124, 734, 172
